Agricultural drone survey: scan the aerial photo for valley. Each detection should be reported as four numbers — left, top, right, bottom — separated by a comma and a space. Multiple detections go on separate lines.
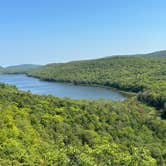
0, 51, 165, 165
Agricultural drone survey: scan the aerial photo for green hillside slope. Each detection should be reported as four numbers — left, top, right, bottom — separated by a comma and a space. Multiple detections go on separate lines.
28, 54, 166, 112
0, 67, 4, 74
145, 50, 166, 57
0, 83, 165, 165
4, 64, 41, 74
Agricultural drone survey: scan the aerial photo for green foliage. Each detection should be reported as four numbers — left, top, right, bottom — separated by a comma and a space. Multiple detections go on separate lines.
0, 84, 165, 165
3, 64, 41, 74
0, 66, 4, 74
0, 51, 165, 165
28, 56, 166, 112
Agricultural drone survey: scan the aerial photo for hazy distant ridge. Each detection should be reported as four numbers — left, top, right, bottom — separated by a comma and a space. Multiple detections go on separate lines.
3, 64, 41, 74
104, 50, 166, 59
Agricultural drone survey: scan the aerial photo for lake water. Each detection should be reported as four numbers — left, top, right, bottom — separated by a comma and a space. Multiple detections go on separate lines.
0, 74, 125, 101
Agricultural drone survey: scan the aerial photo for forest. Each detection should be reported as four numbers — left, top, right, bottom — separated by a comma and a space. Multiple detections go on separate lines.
2, 64, 41, 74
1, 0, 166, 164
0, 51, 166, 165
28, 52, 166, 116
0, 83, 166, 165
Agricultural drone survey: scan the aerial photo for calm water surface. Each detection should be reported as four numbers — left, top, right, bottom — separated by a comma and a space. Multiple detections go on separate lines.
0, 74, 125, 101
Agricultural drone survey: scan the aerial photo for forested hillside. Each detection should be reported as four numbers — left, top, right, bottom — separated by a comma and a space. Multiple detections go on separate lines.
0, 83, 166, 165
3, 64, 41, 74
144, 50, 166, 58
105, 50, 166, 58
1, 51, 166, 165
28, 55, 166, 114
0, 67, 4, 74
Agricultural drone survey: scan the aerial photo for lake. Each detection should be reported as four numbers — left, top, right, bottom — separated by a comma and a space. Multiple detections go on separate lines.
0, 74, 125, 101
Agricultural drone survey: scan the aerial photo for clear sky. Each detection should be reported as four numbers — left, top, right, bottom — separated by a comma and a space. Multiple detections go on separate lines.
0, 0, 166, 66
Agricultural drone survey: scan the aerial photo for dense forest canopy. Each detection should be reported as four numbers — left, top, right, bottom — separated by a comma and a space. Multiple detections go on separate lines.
0, 50, 166, 165
0, 83, 166, 165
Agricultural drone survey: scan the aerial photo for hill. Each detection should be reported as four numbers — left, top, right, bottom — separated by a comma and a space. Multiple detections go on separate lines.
4, 64, 41, 74
0, 50, 166, 165
104, 50, 166, 59
0, 83, 165, 165
145, 50, 166, 57
0, 66, 4, 73
28, 53, 166, 113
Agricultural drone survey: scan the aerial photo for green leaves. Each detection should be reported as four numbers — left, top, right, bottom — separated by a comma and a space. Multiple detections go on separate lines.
28, 56, 166, 112
0, 84, 165, 165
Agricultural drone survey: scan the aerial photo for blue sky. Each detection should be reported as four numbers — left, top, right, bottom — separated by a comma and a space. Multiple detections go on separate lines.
0, 0, 166, 66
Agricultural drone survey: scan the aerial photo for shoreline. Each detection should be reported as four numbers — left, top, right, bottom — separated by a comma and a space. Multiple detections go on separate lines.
26, 74, 136, 98
1, 73, 137, 99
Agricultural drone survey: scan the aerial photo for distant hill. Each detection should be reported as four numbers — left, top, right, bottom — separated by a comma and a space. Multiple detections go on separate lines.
145, 50, 166, 57
4, 64, 41, 74
28, 50, 166, 111
0, 66, 4, 74
104, 50, 166, 59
